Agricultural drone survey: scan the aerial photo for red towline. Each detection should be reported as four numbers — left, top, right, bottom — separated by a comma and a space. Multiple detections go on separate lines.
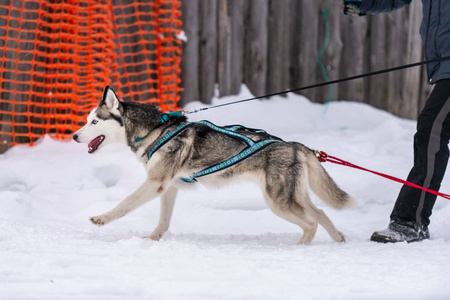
314, 150, 450, 201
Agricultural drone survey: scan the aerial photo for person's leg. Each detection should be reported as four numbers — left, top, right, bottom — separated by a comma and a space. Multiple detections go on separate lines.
371, 79, 450, 243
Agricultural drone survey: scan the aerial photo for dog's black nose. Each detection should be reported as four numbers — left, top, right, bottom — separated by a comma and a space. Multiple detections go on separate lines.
73, 134, 78, 141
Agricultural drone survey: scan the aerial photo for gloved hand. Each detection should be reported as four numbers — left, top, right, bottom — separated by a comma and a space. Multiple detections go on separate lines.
343, 0, 365, 16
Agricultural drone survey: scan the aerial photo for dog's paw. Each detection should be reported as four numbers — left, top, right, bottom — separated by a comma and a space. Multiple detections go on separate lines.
142, 234, 162, 241
89, 215, 108, 226
337, 232, 346, 243
143, 227, 167, 241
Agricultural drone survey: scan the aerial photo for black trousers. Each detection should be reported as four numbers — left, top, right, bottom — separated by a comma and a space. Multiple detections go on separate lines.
391, 79, 450, 227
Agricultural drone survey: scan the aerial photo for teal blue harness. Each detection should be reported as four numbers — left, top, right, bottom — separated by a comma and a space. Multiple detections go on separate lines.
142, 120, 281, 183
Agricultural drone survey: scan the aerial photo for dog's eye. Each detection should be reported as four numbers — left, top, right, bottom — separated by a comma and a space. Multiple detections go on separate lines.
92, 119, 98, 125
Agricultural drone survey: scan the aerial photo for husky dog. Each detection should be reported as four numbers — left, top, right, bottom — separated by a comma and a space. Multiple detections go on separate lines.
73, 86, 355, 244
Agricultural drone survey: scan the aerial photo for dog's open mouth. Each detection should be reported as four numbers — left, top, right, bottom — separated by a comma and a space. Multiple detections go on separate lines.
88, 135, 105, 153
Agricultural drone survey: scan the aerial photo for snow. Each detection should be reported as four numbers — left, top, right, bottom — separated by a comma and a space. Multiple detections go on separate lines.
1, 85, 450, 300
176, 30, 188, 42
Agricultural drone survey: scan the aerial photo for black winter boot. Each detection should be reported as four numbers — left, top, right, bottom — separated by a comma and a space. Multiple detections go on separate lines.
370, 220, 430, 243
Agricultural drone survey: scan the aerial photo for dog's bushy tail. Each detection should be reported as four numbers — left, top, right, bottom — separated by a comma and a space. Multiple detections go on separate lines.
306, 151, 356, 209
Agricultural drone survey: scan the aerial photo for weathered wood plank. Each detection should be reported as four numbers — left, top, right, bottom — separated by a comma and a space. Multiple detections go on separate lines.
244, 0, 268, 97
294, 0, 320, 101
199, 0, 217, 103
386, 9, 407, 116
229, 0, 246, 95
289, 0, 301, 95
316, 0, 343, 103
339, 15, 368, 102
217, 0, 231, 97
267, 0, 291, 95
366, 13, 388, 110
179, 0, 200, 106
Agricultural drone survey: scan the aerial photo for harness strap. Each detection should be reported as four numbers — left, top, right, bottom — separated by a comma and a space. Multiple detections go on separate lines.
180, 139, 280, 183
197, 120, 256, 146
145, 120, 280, 182
147, 122, 193, 160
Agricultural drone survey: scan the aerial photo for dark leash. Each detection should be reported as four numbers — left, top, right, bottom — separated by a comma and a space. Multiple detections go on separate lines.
182, 55, 450, 115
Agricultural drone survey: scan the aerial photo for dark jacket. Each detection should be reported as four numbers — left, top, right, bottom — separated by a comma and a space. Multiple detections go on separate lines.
360, 0, 450, 84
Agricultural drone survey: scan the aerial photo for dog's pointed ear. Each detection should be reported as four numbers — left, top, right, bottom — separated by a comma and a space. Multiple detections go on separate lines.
101, 86, 121, 110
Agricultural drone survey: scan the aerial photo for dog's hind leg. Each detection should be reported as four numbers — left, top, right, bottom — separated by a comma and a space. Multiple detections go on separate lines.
299, 193, 346, 243
263, 193, 318, 245
144, 185, 178, 241
90, 179, 167, 226
262, 152, 319, 245
311, 207, 346, 243
294, 188, 347, 243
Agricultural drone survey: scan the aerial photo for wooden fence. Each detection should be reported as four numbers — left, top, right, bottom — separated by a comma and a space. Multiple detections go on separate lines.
179, 0, 432, 119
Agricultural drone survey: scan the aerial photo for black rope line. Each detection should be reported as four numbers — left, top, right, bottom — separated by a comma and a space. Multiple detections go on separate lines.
184, 55, 450, 115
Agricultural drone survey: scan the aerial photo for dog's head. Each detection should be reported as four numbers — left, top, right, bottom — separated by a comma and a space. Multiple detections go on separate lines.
72, 86, 127, 153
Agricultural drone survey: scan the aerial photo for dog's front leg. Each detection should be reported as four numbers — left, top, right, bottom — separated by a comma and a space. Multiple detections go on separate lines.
90, 179, 166, 226
144, 185, 178, 241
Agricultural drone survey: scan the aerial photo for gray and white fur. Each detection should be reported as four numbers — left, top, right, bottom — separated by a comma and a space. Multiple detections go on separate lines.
73, 86, 356, 244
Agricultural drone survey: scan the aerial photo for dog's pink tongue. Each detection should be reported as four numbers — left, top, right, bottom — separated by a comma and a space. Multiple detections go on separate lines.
88, 135, 104, 153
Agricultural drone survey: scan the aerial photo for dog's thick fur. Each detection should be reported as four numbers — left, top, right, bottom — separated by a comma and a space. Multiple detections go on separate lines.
73, 87, 355, 244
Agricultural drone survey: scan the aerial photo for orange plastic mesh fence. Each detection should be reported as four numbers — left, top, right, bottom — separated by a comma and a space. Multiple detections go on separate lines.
0, 0, 182, 147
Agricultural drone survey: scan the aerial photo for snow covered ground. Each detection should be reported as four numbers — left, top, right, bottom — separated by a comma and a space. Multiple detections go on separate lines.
1, 86, 449, 300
